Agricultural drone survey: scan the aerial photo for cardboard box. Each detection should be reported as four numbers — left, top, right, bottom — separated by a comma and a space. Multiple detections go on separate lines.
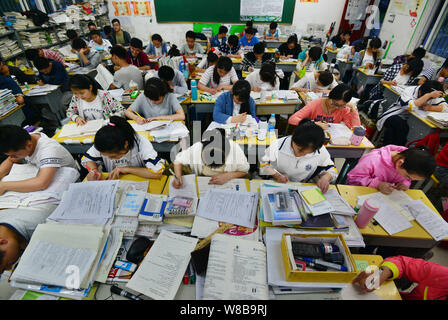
281, 233, 357, 283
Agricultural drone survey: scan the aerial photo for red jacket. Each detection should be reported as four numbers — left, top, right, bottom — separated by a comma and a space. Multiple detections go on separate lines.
382, 256, 448, 300
126, 50, 151, 68
436, 143, 448, 167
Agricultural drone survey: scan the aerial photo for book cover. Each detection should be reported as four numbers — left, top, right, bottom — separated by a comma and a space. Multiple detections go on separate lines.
164, 196, 198, 218
138, 194, 167, 224
267, 191, 302, 225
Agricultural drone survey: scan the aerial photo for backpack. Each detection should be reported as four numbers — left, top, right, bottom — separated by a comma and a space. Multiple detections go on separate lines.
22, 10, 49, 26
406, 130, 441, 156
357, 99, 389, 121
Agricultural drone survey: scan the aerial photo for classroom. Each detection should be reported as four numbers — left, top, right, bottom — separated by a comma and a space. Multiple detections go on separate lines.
0, 0, 447, 305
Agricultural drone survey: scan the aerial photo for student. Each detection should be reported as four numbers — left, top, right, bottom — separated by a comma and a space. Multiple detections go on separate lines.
87, 22, 106, 40
172, 128, 249, 187
215, 35, 244, 59
434, 142, 448, 188
198, 56, 239, 94
66, 29, 79, 53
239, 28, 259, 48
213, 80, 256, 124
264, 22, 280, 40
0, 58, 36, 85
88, 30, 113, 52
329, 30, 352, 49
393, 47, 436, 85
25, 47, 65, 66
126, 38, 152, 71
353, 37, 382, 70
35, 57, 70, 93
291, 70, 338, 94
376, 80, 447, 146
109, 45, 143, 90
242, 42, 275, 72
353, 255, 448, 300
347, 146, 436, 194
246, 62, 280, 92
297, 46, 327, 73
111, 19, 132, 47
82, 116, 164, 180
103, 25, 114, 45
288, 84, 360, 129
154, 65, 188, 95
195, 51, 218, 73
125, 77, 185, 123
277, 35, 302, 60
71, 38, 102, 71
260, 119, 337, 193
242, 21, 254, 37
367, 58, 424, 101
210, 26, 228, 48
145, 34, 169, 59
180, 31, 205, 58
66, 74, 125, 125
0, 125, 77, 196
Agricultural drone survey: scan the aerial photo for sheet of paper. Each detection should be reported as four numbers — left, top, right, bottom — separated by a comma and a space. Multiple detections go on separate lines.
95, 64, 114, 90
24, 84, 59, 96
357, 191, 415, 221
118, 180, 149, 192
324, 189, 356, 216
130, 120, 172, 132
301, 188, 326, 205
196, 176, 248, 198
58, 119, 105, 138
95, 229, 123, 283
126, 230, 198, 300
203, 234, 269, 300
111, 216, 139, 238
168, 174, 198, 198
369, 194, 413, 235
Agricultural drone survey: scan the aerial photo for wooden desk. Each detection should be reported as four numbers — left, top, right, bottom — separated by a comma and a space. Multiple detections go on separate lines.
336, 60, 353, 80
0, 104, 25, 126
276, 60, 298, 73
355, 68, 383, 88
22, 84, 65, 123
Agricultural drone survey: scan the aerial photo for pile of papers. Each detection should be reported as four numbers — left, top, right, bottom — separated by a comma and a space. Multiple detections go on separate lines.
58, 119, 105, 138
326, 123, 353, 146
0, 38, 22, 59
0, 89, 19, 117
427, 112, 448, 128
3, 12, 35, 30
24, 84, 59, 97
19, 32, 49, 49
150, 122, 189, 143
57, 44, 78, 59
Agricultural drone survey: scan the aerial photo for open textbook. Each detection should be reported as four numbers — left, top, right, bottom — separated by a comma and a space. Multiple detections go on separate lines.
58, 119, 105, 138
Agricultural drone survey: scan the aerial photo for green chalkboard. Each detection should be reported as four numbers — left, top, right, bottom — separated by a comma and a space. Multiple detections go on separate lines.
154, 0, 296, 24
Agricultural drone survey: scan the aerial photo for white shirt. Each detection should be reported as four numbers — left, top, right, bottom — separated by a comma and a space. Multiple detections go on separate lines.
25, 133, 77, 170
225, 103, 242, 124
292, 72, 338, 91
199, 65, 239, 89
197, 58, 209, 70
245, 69, 280, 91
361, 52, 375, 67
393, 72, 411, 86
155, 45, 163, 57
88, 38, 112, 52
76, 93, 103, 120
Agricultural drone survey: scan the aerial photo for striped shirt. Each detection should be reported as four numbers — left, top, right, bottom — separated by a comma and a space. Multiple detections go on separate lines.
199, 65, 239, 89
41, 49, 65, 64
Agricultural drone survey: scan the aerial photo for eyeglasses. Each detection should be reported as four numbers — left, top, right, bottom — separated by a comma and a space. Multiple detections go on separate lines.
329, 99, 346, 108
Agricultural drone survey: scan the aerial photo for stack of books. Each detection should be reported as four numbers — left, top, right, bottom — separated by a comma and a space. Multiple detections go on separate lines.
0, 39, 22, 59
20, 32, 48, 49
0, 89, 19, 117
427, 112, 448, 128
4, 12, 35, 30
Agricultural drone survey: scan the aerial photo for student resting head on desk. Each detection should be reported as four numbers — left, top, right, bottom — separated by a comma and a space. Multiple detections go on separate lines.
288, 83, 361, 130
245, 62, 280, 92
197, 56, 239, 95
155, 65, 188, 96
124, 77, 185, 124
195, 51, 218, 73
242, 42, 275, 72
82, 116, 165, 180
172, 128, 249, 188
353, 255, 448, 300
127, 37, 152, 71
72, 38, 102, 71
145, 33, 169, 59
109, 45, 144, 91
260, 119, 337, 193
180, 30, 205, 58
66, 74, 125, 126
346, 145, 436, 195
264, 22, 280, 41
25, 47, 65, 66
291, 70, 338, 95
214, 35, 244, 59
213, 79, 256, 124
297, 46, 327, 73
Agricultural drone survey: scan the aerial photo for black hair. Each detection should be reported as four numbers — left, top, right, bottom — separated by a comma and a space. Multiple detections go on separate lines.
292, 119, 325, 152
246, 21, 253, 27
404, 58, 424, 77
318, 71, 334, 87
218, 26, 228, 34
167, 44, 181, 57
253, 42, 265, 55
66, 29, 78, 40
419, 80, 444, 97
158, 65, 175, 82
228, 35, 239, 48
130, 38, 144, 49
110, 45, 128, 60
94, 116, 137, 154
259, 62, 277, 88
287, 35, 298, 45
186, 30, 196, 39
25, 48, 39, 62
88, 22, 96, 27
245, 28, 256, 35
103, 26, 112, 35
369, 37, 382, 49
201, 128, 230, 168
398, 147, 436, 179
207, 51, 218, 64
0, 125, 32, 154
35, 57, 50, 70
144, 77, 172, 101
69, 74, 99, 95
353, 42, 364, 52
112, 18, 121, 25
72, 38, 87, 50
213, 56, 233, 86
329, 84, 353, 103
412, 47, 426, 60
309, 47, 323, 61
152, 33, 163, 42
342, 30, 352, 36
90, 30, 101, 37
270, 22, 278, 30
231, 80, 251, 114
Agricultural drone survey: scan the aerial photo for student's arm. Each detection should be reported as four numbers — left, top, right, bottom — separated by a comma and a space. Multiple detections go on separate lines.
172, 162, 184, 188
83, 161, 102, 181
213, 94, 232, 124
66, 95, 86, 125
415, 91, 444, 108
343, 105, 361, 129
291, 76, 310, 92
217, 69, 238, 91
315, 148, 338, 194
422, 103, 448, 112
108, 166, 162, 180
149, 107, 185, 121
209, 171, 248, 185
173, 71, 188, 95
138, 53, 152, 70
78, 49, 91, 66
0, 167, 57, 195
198, 70, 217, 94
197, 81, 216, 94
125, 106, 147, 124
259, 140, 289, 183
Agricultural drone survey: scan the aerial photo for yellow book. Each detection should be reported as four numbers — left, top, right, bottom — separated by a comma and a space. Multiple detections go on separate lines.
301, 188, 326, 205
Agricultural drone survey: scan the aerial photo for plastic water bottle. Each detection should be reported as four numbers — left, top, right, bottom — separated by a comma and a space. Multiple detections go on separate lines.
183, 61, 189, 79
268, 114, 276, 132
179, 60, 184, 74
191, 80, 198, 101
356, 198, 380, 229
350, 126, 366, 146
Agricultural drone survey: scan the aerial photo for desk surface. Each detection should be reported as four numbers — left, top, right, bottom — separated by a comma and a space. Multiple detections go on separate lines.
409, 110, 440, 129
85, 173, 168, 194
382, 83, 401, 96
357, 68, 383, 77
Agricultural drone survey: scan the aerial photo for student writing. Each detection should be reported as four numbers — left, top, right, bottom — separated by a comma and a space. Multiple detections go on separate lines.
277, 35, 301, 60
264, 22, 280, 41
242, 42, 275, 72
353, 37, 382, 70
291, 70, 338, 94
239, 28, 259, 48
198, 56, 239, 95
88, 30, 113, 52
297, 46, 327, 73
195, 51, 218, 73
145, 34, 169, 59
214, 35, 244, 59
245, 62, 280, 92
210, 26, 228, 48
329, 30, 351, 49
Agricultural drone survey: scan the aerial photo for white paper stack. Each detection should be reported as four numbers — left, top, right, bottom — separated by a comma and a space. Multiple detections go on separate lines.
427, 112, 448, 128
0, 89, 19, 117
57, 119, 105, 138
150, 122, 189, 142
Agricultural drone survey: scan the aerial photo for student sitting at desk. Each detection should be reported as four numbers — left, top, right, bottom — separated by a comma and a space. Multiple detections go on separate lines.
376, 81, 447, 146
297, 46, 327, 73
127, 38, 152, 71
66, 29, 80, 53
353, 255, 448, 300
88, 30, 113, 53
214, 35, 244, 59
288, 84, 360, 130
71, 38, 102, 71
198, 56, 239, 95
291, 70, 338, 94
239, 28, 259, 48
246, 62, 280, 92
125, 77, 185, 124
195, 51, 218, 73
180, 31, 205, 58
66, 74, 125, 126
210, 26, 228, 48
145, 34, 169, 59
86, 22, 106, 41
328, 30, 351, 49
242, 21, 254, 37
172, 128, 249, 188
111, 19, 132, 47
82, 116, 165, 180
109, 45, 144, 91
393, 47, 437, 86
353, 37, 382, 71
213, 80, 256, 124
347, 145, 436, 194
260, 119, 337, 193
154, 65, 188, 95
25, 47, 65, 66
0, 125, 77, 196
242, 42, 275, 72
277, 35, 301, 60
264, 22, 280, 41
0, 58, 36, 85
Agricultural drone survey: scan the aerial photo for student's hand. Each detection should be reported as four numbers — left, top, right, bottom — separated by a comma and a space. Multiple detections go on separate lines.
348, 103, 357, 113
86, 170, 102, 181
37, 80, 45, 86
75, 117, 87, 126
209, 173, 233, 185
394, 182, 409, 191
315, 121, 329, 130
172, 176, 183, 189
209, 88, 218, 95
216, 85, 226, 92
317, 173, 332, 194
429, 90, 444, 99
366, 63, 375, 69
114, 65, 121, 71
136, 117, 149, 125
273, 172, 289, 184
231, 113, 247, 123
378, 182, 394, 195
108, 167, 129, 180
390, 81, 398, 86
252, 86, 262, 92
15, 95, 25, 105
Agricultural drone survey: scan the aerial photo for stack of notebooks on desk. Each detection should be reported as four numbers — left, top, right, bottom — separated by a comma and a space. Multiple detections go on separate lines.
0, 39, 22, 59
0, 89, 19, 117
24, 84, 59, 97
426, 112, 448, 128
150, 122, 189, 143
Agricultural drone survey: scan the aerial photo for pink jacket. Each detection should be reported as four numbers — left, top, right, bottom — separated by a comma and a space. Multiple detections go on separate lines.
346, 145, 411, 189
382, 256, 448, 300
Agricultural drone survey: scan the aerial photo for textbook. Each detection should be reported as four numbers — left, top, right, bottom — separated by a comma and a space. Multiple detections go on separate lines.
265, 191, 302, 225
164, 196, 198, 218
116, 190, 146, 217
300, 188, 335, 217
58, 119, 105, 138
138, 194, 167, 224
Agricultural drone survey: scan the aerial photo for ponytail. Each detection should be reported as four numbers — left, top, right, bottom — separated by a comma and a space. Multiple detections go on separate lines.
398, 147, 436, 179
213, 56, 232, 86
94, 116, 137, 153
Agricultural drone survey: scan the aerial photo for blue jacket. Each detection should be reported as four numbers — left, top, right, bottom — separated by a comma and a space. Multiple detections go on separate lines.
213, 91, 256, 124
210, 35, 226, 48
239, 35, 259, 47
0, 75, 22, 95
145, 42, 168, 56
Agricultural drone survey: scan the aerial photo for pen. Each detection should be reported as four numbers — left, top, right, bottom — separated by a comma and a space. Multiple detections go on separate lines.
169, 168, 179, 182
183, 270, 189, 284
134, 111, 145, 120
303, 257, 348, 271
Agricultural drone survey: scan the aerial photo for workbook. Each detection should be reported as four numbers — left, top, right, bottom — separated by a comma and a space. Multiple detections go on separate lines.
300, 188, 335, 217
95, 64, 114, 90
326, 123, 353, 146
138, 194, 167, 224
58, 119, 106, 138
196, 176, 248, 198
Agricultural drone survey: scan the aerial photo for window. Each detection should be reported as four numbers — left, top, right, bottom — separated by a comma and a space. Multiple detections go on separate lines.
424, 1, 448, 58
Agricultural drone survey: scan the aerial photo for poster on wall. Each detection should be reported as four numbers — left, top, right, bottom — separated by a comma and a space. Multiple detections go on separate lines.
112, 1, 152, 17
390, 0, 423, 17
240, 0, 284, 22
344, 0, 370, 21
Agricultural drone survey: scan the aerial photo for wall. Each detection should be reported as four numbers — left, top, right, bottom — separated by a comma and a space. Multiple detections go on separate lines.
107, 0, 347, 47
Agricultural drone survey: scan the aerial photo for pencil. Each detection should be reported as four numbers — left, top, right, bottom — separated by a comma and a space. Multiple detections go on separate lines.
169, 168, 179, 182
134, 111, 145, 120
